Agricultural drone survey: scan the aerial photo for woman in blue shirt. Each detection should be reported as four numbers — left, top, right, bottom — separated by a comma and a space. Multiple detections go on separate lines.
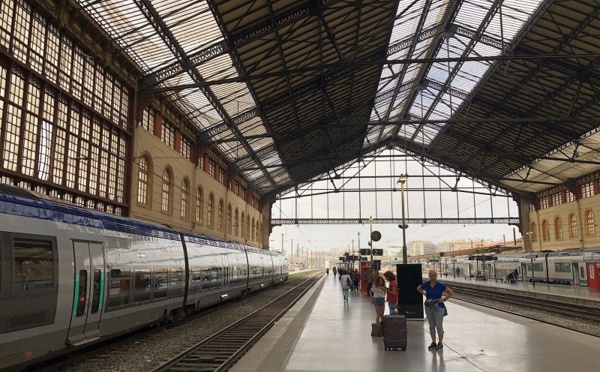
417, 269, 454, 350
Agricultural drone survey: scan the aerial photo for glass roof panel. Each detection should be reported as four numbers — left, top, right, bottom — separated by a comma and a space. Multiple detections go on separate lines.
377, 0, 545, 147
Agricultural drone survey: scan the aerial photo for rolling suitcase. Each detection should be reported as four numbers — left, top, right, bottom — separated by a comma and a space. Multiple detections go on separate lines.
382, 314, 407, 351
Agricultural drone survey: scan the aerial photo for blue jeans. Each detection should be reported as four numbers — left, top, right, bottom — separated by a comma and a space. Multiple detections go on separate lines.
388, 302, 396, 314
425, 306, 445, 335
342, 288, 350, 300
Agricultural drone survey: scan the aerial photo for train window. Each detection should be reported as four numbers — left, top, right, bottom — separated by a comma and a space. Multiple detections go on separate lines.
212, 267, 220, 289
169, 268, 184, 297
12, 238, 54, 292
133, 268, 151, 303
91, 269, 101, 313
153, 269, 168, 299
554, 263, 571, 273
197, 268, 209, 290
108, 268, 131, 309
189, 268, 202, 294
76, 270, 87, 317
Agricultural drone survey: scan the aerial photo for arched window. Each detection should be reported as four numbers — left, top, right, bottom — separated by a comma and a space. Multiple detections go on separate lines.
227, 204, 232, 234
256, 220, 260, 242
586, 210, 595, 236
554, 217, 562, 240
217, 199, 224, 231
569, 214, 578, 238
235, 208, 239, 236
137, 155, 151, 205
541, 220, 549, 241
195, 187, 204, 224
241, 212, 245, 238
180, 179, 189, 218
530, 222, 537, 242
161, 168, 172, 213
251, 217, 255, 241
247, 215, 251, 239
258, 217, 262, 242
208, 194, 215, 228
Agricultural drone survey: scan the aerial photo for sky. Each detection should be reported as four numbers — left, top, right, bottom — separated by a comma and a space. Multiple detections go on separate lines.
268, 149, 522, 254
269, 222, 520, 254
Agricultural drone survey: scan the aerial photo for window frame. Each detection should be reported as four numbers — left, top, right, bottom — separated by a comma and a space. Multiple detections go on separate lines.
9, 233, 58, 296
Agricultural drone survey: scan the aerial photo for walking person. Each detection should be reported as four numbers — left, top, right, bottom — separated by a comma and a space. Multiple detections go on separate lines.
333, 266, 337, 277
371, 276, 387, 324
340, 269, 352, 301
417, 269, 454, 350
353, 270, 360, 293
383, 271, 398, 314
326, 267, 329, 276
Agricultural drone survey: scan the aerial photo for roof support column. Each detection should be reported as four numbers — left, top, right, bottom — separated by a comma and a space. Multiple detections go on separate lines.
514, 193, 532, 252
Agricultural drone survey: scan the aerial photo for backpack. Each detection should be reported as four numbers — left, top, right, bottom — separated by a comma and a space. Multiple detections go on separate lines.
346, 276, 352, 287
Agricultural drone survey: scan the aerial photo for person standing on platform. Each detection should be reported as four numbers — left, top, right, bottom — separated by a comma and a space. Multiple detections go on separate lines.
417, 269, 454, 350
371, 276, 387, 324
383, 271, 398, 314
354, 270, 360, 293
366, 267, 378, 296
326, 268, 329, 276
333, 267, 337, 277
340, 269, 352, 301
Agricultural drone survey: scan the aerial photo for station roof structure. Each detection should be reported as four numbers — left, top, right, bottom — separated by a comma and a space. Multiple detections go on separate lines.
79, 0, 600, 198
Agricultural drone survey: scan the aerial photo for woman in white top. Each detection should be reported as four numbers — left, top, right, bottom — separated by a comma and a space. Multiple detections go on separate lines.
371, 276, 387, 324
340, 270, 352, 301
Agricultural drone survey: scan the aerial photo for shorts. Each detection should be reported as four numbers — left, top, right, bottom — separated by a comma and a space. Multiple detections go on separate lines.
373, 297, 385, 306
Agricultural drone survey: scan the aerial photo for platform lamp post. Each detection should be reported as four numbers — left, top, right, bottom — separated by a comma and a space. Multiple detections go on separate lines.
525, 232, 535, 287
397, 175, 408, 265
451, 243, 456, 278
369, 217, 374, 263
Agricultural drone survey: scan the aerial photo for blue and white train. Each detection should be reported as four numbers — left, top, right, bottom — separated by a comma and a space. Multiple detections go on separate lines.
0, 185, 288, 369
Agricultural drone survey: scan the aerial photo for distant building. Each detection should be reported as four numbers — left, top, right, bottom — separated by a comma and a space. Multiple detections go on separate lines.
384, 246, 404, 257
409, 241, 437, 256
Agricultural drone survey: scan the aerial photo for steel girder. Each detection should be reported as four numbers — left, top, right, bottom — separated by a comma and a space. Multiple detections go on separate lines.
271, 217, 520, 225
132, 0, 278, 189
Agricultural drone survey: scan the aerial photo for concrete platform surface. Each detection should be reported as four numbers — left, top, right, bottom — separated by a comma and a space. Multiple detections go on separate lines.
232, 274, 600, 372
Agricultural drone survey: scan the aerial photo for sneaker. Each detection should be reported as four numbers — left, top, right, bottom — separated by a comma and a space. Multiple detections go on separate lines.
428, 342, 437, 350
436, 343, 443, 350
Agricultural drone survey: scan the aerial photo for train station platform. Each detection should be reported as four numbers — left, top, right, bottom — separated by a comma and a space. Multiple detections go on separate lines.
232, 274, 600, 372
439, 275, 600, 306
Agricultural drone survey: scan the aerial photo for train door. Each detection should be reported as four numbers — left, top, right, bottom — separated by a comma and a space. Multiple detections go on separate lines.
521, 263, 527, 281
67, 241, 105, 346
220, 253, 230, 299
572, 263, 580, 285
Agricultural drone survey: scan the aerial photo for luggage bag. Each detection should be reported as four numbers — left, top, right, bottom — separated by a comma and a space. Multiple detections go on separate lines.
371, 322, 383, 337
382, 314, 407, 351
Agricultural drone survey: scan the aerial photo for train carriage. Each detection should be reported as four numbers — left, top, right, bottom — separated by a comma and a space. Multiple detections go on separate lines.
0, 186, 287, 369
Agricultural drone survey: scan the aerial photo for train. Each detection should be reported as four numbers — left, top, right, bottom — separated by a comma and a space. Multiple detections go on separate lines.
0, 185, 288, 370
441, 248, 600, 286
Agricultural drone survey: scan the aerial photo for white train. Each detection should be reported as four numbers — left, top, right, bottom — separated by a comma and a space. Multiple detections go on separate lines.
519, 249, 599, 285
0, 185, 288, 369
440, 248, 600, 286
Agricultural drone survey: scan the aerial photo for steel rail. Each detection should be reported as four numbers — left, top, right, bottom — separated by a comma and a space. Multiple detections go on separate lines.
450, 284, 600, 323
151, 272, 322, 372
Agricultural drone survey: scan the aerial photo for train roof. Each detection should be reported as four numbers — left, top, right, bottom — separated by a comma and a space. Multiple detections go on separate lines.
0, 185, 179, 239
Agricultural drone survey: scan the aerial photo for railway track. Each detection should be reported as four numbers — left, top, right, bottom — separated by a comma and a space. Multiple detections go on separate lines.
150, 272, 321, 372
450, 283, 600, 322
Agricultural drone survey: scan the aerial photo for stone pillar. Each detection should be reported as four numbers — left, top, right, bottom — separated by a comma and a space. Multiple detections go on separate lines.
261, 198, 273, 251
514, 193, 532, 252
153, 112, 162, 139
